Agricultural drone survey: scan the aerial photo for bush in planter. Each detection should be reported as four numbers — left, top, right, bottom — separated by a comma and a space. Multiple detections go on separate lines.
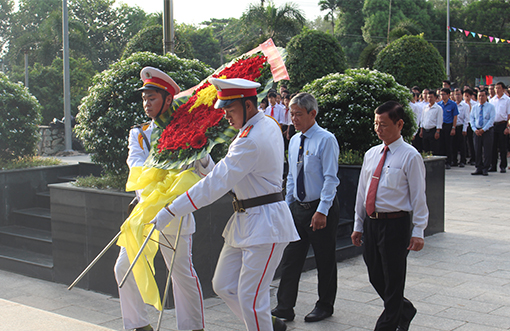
75, 52, 213, 175
302, 68, 415, 154
374, 35, 446, 90
0, 73, 42, 160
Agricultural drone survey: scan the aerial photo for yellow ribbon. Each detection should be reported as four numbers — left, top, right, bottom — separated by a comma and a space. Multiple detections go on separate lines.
117, 166, 200, 310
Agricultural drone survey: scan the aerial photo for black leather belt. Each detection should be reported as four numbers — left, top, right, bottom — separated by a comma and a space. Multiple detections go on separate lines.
368, 211, 409, 219
495, 120, 507, 125
232, 192, 284, 212
423, 128, 436, 132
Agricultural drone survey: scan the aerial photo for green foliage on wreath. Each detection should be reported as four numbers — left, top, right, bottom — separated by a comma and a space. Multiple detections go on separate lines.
302, 68, 415, 153
285, 28, 347, 92
374, 35, 446, 89
0, 73, 42, 160
74, 52, 213, 175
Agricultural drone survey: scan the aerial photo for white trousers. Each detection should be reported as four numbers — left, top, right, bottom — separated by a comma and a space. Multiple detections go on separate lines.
114, 234, 205, 330
212, 242, 288, 331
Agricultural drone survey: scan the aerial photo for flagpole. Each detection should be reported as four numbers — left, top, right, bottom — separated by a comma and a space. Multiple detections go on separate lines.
446, 0, 450, 80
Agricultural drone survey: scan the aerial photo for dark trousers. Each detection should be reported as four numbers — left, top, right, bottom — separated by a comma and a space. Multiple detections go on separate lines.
452, 125, 466, 165
411, 130, 422, 153
473, 127, 494, 173
491, 122, 508, 170
276, 197, 340, 314
422, 129, 439, 155
440, 122, 454, 164
363, 214, 414, 331
467, 124, 476, 162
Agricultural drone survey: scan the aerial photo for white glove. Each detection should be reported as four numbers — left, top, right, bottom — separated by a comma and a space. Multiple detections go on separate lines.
150, 206, 175, 231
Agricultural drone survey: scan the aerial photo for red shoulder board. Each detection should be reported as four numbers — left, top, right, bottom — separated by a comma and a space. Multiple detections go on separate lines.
239, 125, 253, 138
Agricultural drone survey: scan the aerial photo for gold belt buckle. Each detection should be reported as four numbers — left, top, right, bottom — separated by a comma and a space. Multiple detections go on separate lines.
232, 199, 246, 213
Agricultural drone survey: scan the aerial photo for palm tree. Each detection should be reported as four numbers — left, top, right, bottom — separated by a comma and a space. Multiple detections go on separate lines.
241, 2, 305, 48
318, 0, 339, 35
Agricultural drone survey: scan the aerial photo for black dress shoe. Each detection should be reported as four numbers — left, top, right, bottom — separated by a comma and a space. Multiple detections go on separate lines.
304, 307, 332, 322
134, 325, 153, 331
471, 171, 483, 175
396, 306, 417, 331
488, 168, 497, 172
501, 169, 506, 173
271, 307, 295, 321
445, 163, 451, 169
459, 163, 465, 167
272, 316, 287, 331
483, 170, 489, 176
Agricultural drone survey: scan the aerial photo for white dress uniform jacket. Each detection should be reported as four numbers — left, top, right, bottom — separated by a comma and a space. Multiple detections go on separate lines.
169, 111, 300, 247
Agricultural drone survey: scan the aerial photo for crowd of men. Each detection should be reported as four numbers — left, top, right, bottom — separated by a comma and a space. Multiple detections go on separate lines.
410, 80, 510, 176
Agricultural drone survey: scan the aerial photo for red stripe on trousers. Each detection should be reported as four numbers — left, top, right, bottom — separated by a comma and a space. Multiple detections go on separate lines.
252, 243, 276, 331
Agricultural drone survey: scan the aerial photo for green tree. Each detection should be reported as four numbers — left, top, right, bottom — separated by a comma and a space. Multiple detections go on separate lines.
74, 52, 213, 175
0, 0, 13, 57
362, 0, 440, 44
0, 72, 42, 159
121, 24, 195, 60
336, 0, 366, 68
178, 24, 221, 68
240, 2, 306, 50
318, 0, 339, 35
374, 35, 446, 89
460, 0, 510, 84
302, 68, 415, 153
9, 57, 96, 123
285, 28, 346, 91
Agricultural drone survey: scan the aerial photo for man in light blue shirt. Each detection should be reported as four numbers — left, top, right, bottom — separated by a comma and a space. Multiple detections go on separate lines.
272, 92, 340, 324
470, 89, 496, 176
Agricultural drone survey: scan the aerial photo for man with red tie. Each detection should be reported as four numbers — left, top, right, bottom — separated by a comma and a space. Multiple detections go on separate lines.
351, 101, 428, 331
264, 91, 284, 123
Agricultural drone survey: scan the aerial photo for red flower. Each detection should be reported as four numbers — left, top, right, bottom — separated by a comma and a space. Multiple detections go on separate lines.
190, 133, 207, 149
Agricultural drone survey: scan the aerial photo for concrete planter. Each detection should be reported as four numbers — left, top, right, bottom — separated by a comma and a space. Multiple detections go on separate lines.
49, 182, 231, 301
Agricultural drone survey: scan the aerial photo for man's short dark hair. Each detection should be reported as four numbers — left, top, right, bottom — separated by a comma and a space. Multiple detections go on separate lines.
428, 90, 437, 98
280, 84, 288, 89
478, 89, 488, 96
463, 88, 473, 96
496, 81, 507, 89
412, 85, 420, 91
454, 88, 462, 93
375, 101, 404, 124
489, 83, 496, 87
268, 92, 276, 98
440, 87, 451, 95
443, 80, 451, 85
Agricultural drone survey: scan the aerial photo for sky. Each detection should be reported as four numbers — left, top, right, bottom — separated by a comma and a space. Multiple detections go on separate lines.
117, 0, 324, 25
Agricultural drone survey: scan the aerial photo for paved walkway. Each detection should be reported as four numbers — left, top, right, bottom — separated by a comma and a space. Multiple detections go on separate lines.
0, 163, 509, 330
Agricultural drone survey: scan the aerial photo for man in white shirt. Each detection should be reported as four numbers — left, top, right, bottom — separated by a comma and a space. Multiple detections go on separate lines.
419, 90, 442, 155
452, 88, 469, 167
463, 89, 476, 165
352, 101, 428, 331
489, 82, 510, 173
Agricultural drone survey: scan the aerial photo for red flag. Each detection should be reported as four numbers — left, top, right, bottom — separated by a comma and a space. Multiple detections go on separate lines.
486, 75, 493, 85
464, 30, 470, 37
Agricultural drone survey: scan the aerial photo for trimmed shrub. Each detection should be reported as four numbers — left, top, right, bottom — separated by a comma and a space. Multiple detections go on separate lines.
374, 35, 446, 89
74, 52, 213, 175
302, 68, 415, 153
0, 73, 42, 160
286, 28, 346, 92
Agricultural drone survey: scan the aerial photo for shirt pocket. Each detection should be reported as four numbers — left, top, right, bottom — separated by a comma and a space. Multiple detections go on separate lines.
380, 167, 403, 190
304, 153, 321, 174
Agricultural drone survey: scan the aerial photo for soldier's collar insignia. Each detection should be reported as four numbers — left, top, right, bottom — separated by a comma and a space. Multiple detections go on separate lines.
239, 125, 253, 138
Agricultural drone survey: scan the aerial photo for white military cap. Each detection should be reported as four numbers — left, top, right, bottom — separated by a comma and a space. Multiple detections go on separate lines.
209, 78, 261, 109
139, 66, 180, 96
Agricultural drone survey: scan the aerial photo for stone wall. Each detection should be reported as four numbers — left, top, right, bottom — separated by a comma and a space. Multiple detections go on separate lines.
38, 125, 65, 156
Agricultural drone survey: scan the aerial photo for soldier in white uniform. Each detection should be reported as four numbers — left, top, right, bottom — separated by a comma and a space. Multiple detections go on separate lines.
115, 67, 213, 331
151, 78, 300, 331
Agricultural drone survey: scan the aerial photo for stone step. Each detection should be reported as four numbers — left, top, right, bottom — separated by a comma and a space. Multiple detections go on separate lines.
35, 191, 51, 208
0, 225, 52, 256
0, 244, 53, 281
57, 175, 77, 182
11, 208, 51, 231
